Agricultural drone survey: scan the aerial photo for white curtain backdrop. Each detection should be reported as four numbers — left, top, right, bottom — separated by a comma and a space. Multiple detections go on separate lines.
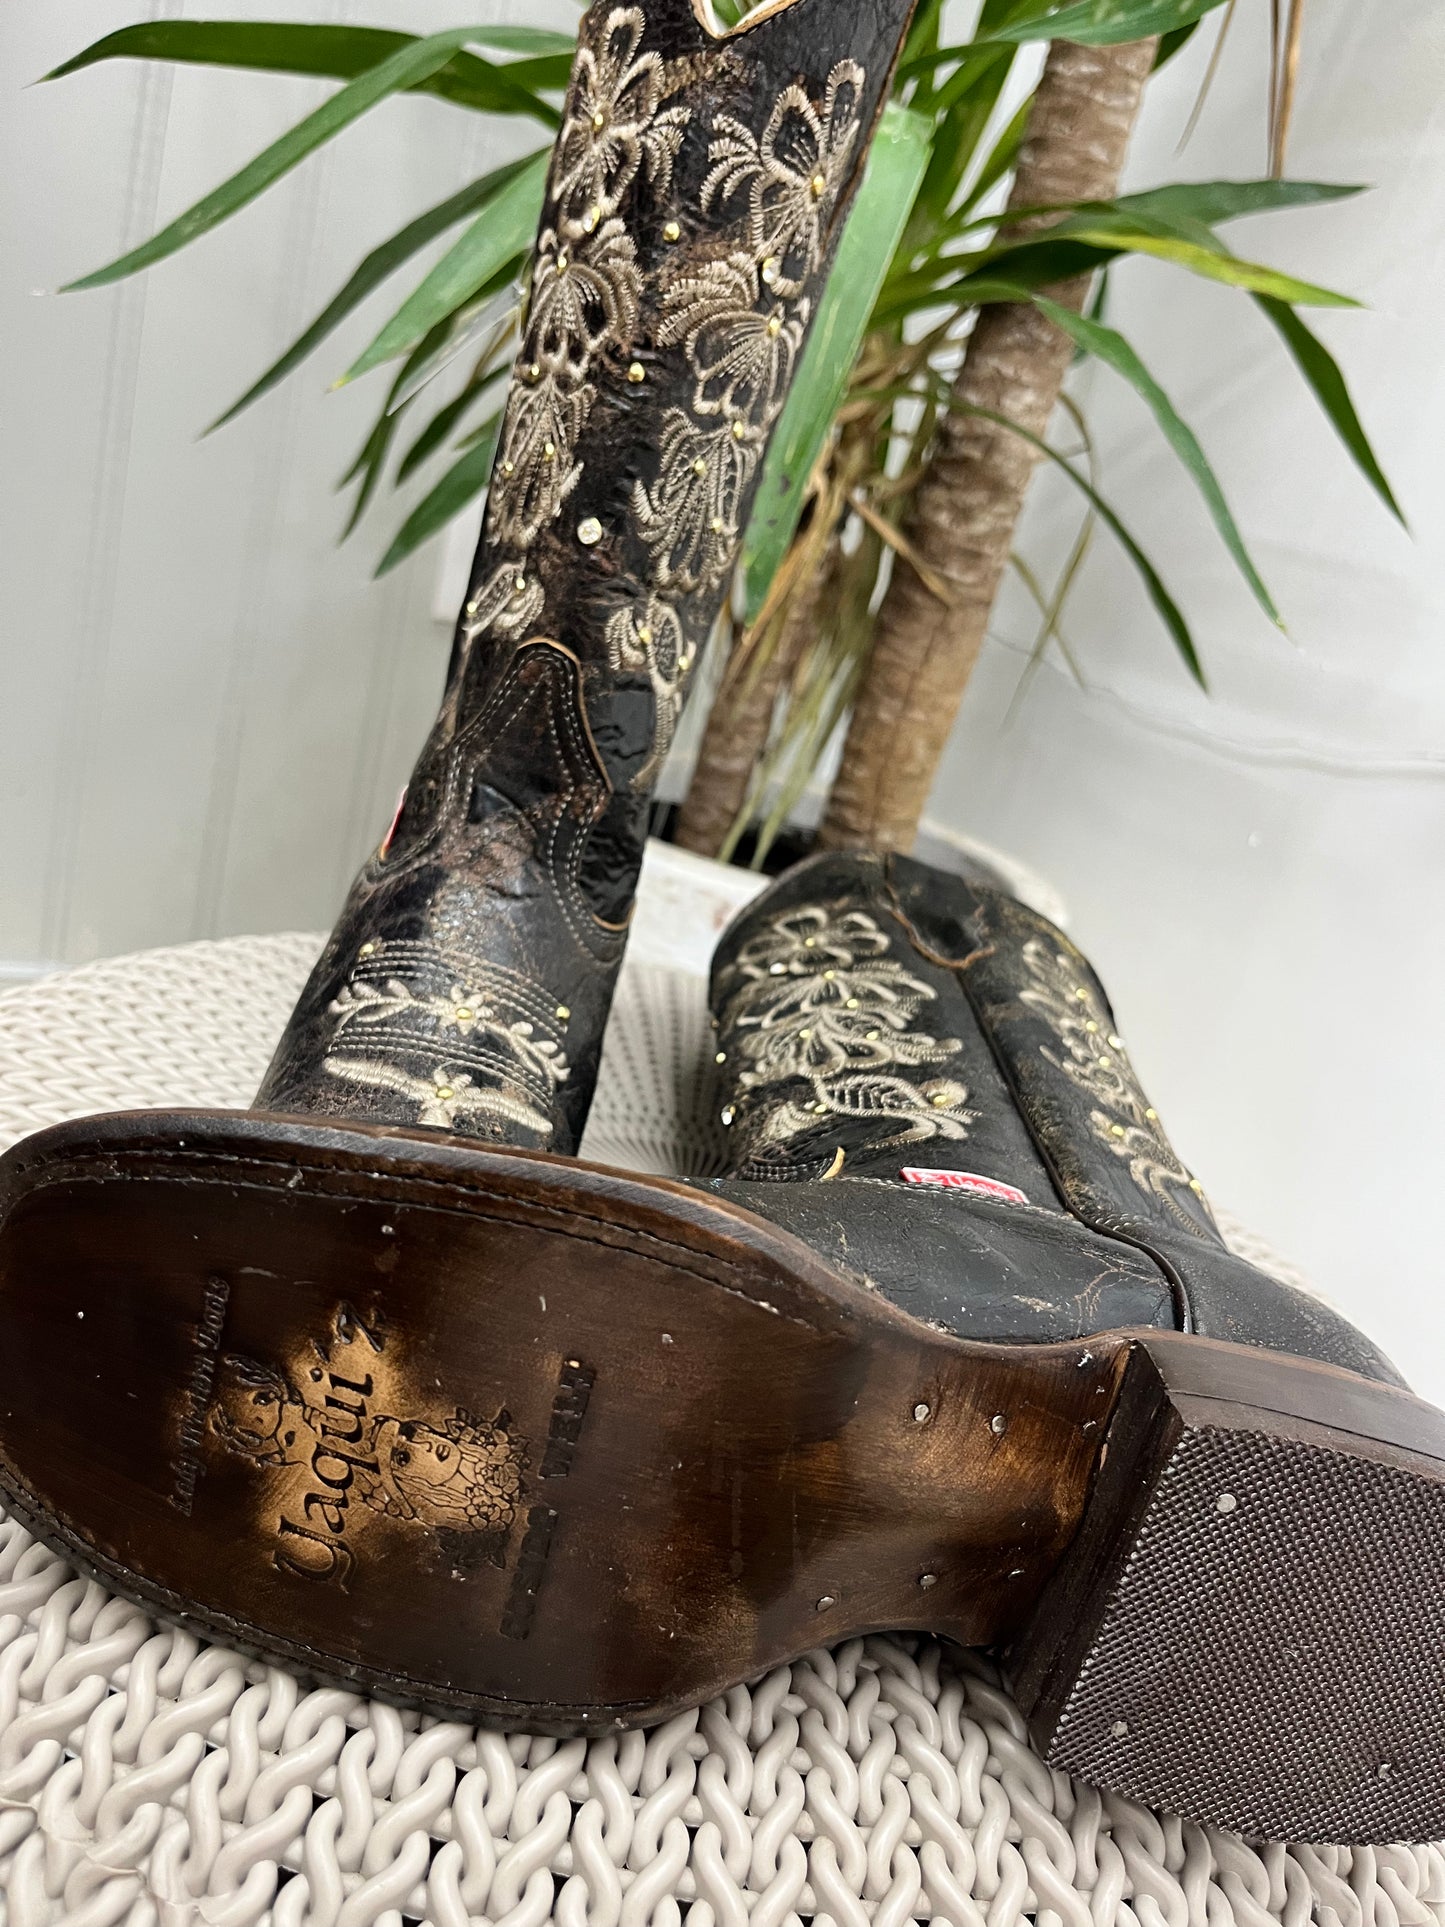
1, 0, 1441, 1391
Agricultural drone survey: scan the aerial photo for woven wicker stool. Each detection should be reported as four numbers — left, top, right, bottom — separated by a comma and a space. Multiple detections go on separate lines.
0, 848, 1440, 1927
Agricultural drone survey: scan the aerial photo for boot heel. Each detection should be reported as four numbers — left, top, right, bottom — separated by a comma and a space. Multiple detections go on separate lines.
1007, 1329, 1445, 1844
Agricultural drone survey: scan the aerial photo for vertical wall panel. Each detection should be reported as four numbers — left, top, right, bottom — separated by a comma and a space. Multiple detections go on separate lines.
1, 0, 567, 965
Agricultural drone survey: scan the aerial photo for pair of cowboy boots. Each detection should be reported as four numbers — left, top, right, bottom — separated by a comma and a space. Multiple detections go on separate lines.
1, 0, 1442, 1849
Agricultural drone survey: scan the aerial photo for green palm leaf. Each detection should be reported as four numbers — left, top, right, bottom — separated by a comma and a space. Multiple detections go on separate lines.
46, 21, 569, 119
962, 403, 1205, 685
1115, 179, 1364, 225
1075, 225, 1357, 303
65, 29, 547, 292
206, 154, 542, 431
376, 415, 503, 574
989, 0, 1230, 44
1034, 295, 1280, 625
1255, 298, 1405, 524
971, 219, 1358, 306
340, 151, 549, 382
396, 378, 499, 484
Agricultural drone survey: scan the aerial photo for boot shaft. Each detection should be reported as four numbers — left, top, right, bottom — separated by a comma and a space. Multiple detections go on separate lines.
452, 0, 921, 816
257, 0, 918, 1150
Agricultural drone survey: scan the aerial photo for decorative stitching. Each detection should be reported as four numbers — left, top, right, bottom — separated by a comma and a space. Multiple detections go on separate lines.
714, 903, 976, 1162
701, 60, 865, 298
5, 1141, 837, 1325
605, 597, 695, 787
478, 5, 693, 595
1018, 937, 1217, 1238
552, 7, 688, 223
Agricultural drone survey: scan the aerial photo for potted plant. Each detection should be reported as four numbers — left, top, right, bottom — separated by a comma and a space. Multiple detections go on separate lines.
48, 0, 1399, 865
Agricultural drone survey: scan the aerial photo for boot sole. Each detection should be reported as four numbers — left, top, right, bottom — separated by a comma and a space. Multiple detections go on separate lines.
0, 1111, 1440, 1843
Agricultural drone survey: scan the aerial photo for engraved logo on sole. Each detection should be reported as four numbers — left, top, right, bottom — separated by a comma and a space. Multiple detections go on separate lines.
172, 1271, 232, 1515
208, 1301, 525, 1587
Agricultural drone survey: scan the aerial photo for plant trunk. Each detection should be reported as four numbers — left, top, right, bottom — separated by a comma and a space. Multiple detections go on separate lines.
675, 537, 835, 859
817, 34, 1159, 853
674, 625, 791, 859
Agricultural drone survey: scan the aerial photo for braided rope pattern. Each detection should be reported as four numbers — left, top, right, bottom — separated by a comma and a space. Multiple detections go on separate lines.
0, 921, 1439, 1922
0, 933, 326, 1140
2, 1543, 1440, 1927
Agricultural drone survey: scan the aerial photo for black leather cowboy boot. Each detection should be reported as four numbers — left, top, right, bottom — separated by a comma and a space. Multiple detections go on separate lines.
703, 850, 1401, 1379
0, 0, 925, 1737
696, 850, 1444, 1844
6, 831, 1443, 1849
255, 0, 917, 1152
3, 13, 1439, 1840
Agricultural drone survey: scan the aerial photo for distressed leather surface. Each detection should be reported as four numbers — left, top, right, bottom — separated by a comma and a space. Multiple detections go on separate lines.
258, 0, 919, 1152
707, 852, 1403, 1382
706, 1174, 1176, 1343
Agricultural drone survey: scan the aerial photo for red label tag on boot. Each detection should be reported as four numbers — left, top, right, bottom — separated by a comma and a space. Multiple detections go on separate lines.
377, 786, 408, 860
900, 1168, 1030, 1205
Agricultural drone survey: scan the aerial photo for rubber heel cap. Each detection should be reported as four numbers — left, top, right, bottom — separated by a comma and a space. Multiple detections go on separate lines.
1007, 1330, 1445, 1843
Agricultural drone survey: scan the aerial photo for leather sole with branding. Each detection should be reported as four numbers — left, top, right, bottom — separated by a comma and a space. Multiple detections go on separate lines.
0, 1110, 1441, 1844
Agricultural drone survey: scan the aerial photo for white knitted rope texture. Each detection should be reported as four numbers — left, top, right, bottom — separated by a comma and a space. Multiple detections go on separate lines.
0, 932, 1322, 1289
0, 934, 1440, 1927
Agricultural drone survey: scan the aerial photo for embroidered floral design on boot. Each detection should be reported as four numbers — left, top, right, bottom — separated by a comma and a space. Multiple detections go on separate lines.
484, 9, 687, 564
323, 1059, 558, 1138
636, 58, 859, 596
489, 366, 596, 549
633, 411, 762, 591
459, 563, 546, 649
702, 60, 865, 295
1019, 936, 1216, 1234
605, 597, 693, 785
553, 6, 688, 222
657, 253, 810, 420
714, 904, 976, 1166
529, 221, 641, 382
322, 941, 569, 1140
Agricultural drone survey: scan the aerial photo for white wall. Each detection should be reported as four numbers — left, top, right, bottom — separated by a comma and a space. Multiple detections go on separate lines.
2, 2, 1441, 1389
925, 2, 1445, 1393
0, 0, 567, 970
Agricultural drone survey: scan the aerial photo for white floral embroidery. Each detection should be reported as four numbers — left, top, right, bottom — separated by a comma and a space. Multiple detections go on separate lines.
732, 995, 961, 1089
629, 59, 863, 606
489, 368, 594, 548
483, 8, 688, 560
460, 563, 546, 648
745, 1073, 975, 1157
715, 904, 975, 1161
554, 7, 689, 227
529, 220, 640, 382
634, 410, 760, 591
729, 903, 887, 977
605, 596, 693, 786
330, 977, 566, 1086
325, 1057, 557, 1139
657, 252, 809, 420
702, 60, 864, 298
1019, 937, 1215, 1233
322, 942, 570, 1143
